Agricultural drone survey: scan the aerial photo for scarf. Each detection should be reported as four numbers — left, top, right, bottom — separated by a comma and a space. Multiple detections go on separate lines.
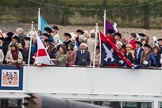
11, 50, 18, 60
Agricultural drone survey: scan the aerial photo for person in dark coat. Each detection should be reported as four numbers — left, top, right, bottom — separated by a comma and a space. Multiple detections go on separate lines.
42, 33, 51, 41
140, 44, 156, 67
63, 33, 72, 50
75, 43, 90, 66
158, 38, 162, 54
152, 46, 161, 67
125, 44, 134, 62
22, 42, 34, 64
22, 37, 30, 48
134, 41, 143, 65
44, 27, 54, 43
16, 28, 26, 45
119, 44, 134, 67
4, 32, 14, 51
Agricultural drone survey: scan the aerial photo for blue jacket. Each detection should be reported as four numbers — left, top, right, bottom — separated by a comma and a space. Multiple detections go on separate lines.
148, 53, 157, 66
75, 50, 90, 66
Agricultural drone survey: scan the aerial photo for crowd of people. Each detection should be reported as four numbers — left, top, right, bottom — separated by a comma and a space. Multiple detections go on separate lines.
0, 25, 162, 69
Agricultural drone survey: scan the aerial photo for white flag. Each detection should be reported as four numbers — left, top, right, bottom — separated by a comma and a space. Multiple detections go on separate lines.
34, 28, 54, 65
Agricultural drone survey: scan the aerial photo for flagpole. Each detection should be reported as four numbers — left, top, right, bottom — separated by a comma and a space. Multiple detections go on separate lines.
104, 10, 106, 35
93, 23, 98, 68
27, 21, 34, 66
99, 32, 102, 66
38, 8, 41, 30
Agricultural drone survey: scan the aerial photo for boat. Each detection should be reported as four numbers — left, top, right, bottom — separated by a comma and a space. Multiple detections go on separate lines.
0, 65, 162, 108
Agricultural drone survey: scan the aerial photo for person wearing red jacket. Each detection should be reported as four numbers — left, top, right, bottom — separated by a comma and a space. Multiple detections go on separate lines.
129, 33, 137, 50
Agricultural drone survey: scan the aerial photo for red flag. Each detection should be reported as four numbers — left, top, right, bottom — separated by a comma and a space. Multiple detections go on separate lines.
100, 32, 133, 68
34, 28, 54, 65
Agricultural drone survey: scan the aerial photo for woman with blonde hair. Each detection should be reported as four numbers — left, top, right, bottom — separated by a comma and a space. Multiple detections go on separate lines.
125, 44, 134, 63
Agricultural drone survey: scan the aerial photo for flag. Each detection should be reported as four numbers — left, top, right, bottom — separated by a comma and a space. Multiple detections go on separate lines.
99, 32, 133, 68
38, 15, 50, 33
34, 28, 54, 65
105, 20, 114, 35
38, 8, 63, 44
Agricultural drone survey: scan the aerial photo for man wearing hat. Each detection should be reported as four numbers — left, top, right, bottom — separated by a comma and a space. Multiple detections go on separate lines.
42, 33, 51, 41
44, 39, 57, 59
134, 41, 143, 65
63, 33, 72, 50
44, 27, 52, 34
51, 25, 60, 45
76, 29, 84, 35
44, 27, 54, 43
158, 38, 162, 54
114, 32, 121, 42
5, 32, 14, 47
138, 33, 149, 43
8, 36, 23, 51
76, 29, 85, 47
140, 44, 156, 67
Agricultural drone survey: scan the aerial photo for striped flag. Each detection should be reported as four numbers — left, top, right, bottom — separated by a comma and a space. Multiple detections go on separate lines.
34, 27, 54, 65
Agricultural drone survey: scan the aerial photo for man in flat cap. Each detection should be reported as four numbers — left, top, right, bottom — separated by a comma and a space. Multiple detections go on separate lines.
51, 25, 61, 45
63, 33, 72, 50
